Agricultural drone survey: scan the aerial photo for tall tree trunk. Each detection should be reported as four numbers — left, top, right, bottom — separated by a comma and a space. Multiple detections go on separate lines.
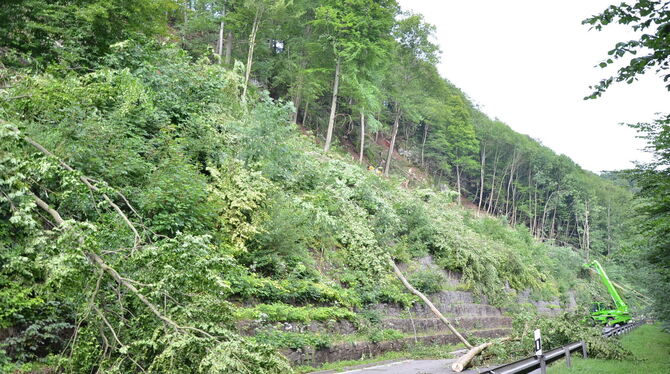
359, 111, 365, 164
606, 204, 612, 256
302, 101, 309, 126
217, 4, 226, 63
384, 104, 401, 177
242, 8, 262, 98
505, 149, 519, 217
493, 164, 510, 215
456, 164, 462, 205
323, 56, 341, 152
487, 148, 500, 214
550, 207, 557, 238
584, 200, 591, 261
532, 183, 539, 235
217, 20, 225, 62
290, 28, 310, 123
540, 191, 556, 240
421, 124, 429, 167
478, 143, 486, 212
224, 31, 233, 65
563, 217, 571, 240
291, 92, 302, 124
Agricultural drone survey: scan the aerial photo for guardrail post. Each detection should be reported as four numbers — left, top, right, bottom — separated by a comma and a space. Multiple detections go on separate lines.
565, 347, 572, 368
581, 341, 588, 359
539, 354, 547, 374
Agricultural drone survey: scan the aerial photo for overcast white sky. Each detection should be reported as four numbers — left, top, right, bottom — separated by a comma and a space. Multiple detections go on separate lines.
396, 0, 668, 173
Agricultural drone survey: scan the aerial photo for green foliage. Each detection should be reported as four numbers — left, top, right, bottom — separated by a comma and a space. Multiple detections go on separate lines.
548, 324, 670, 374
0, 0, 654, 371
253, 330, 332, 350
234, 304, 357, 323
146, 333, 292, 374
407, 269, 445, 294
368, 329, 404, 344
488, 311, 631, 363
583, 0, 670, 98
0, 0, 176, 68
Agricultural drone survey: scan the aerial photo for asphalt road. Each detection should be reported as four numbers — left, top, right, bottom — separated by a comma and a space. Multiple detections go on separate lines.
311, 359, 495, 374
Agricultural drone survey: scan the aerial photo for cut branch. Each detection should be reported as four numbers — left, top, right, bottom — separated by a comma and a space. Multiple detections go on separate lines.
87, 252, 182, 333
388, 259, 472, 349
451, 337, 510, 372
95, 305, 124, 347
32, 192, 65, 225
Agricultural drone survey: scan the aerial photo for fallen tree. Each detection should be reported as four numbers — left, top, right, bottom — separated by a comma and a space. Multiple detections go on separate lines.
389, 258, 512, 372
451, 337, 510, 372
2, 124, 293, 372
388, 258, 472, 348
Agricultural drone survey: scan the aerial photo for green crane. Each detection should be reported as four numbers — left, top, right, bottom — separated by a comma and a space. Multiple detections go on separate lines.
584, 260, 631, 326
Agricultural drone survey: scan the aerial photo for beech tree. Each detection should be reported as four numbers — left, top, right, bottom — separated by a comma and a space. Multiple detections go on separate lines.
314, 0, 397, 152
382, 13, 439, 176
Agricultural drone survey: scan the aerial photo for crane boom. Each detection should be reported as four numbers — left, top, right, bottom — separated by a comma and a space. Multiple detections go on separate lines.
585, 260, 628, 312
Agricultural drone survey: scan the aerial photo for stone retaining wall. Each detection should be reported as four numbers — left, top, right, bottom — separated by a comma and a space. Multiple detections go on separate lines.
282, 328, 511, 366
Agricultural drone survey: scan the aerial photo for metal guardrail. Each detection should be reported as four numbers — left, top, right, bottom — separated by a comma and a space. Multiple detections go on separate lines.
481, 320, 645, 374
602, 320, 644, 338
483, 341, 586, 374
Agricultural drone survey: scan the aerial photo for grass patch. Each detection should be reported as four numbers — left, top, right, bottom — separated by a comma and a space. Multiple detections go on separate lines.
548, 324, 670, 373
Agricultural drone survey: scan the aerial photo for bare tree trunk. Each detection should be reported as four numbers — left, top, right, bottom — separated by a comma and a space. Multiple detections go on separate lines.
242, 8, 262, 98
217, 3, 226, 63
505, 150, 517, 216
478, 143, 486, 212
323, 56, 341, 152
452, 339, 509, 372
302, 101, 309, 126
388, 259, 472, 349
540, 191, 556, 240
492, 165, 510, 215
359, 111, 365, 164
290, 42, 309, 123
550, 207, 557, 238
584, 200, 590, 261
383, 105, 401, 177
487, 148, 500, 214
291, 92, 302, 124
217, 20, 225, 62
421, 124, 428, 167
606, 204, 612, 256
224, 31, 233, 65
456, 164, 462, 205
563, 217, 571, 240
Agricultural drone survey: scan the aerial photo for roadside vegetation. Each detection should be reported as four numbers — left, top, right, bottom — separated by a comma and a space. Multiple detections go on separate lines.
548, 324, 670, 374
0, 0, 667, 373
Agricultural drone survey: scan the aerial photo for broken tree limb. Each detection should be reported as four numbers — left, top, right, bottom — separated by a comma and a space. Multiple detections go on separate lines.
14, 127, 142, 248
452, 341, 493, 372
30, 193, 216, 341
388, 258, 473, 349
32, 192, 65, 225
25, 134, 140, 248
451, 337, 511, 372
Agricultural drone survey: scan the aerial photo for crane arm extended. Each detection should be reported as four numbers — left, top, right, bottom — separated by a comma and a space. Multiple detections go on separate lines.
585, 260, 628, 312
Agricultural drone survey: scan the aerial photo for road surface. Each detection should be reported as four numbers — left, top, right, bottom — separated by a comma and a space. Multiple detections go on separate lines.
310, 359, 495, 374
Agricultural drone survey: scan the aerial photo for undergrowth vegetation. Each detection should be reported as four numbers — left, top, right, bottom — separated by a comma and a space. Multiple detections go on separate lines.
482, 311, 631, 366
1, 41, 607, 372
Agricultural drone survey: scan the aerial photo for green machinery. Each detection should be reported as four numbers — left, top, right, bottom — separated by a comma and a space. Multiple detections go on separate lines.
584, 260, 631, 326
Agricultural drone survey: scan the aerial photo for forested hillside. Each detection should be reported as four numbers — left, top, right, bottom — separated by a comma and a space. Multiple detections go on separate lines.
0, 0, 666, 373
